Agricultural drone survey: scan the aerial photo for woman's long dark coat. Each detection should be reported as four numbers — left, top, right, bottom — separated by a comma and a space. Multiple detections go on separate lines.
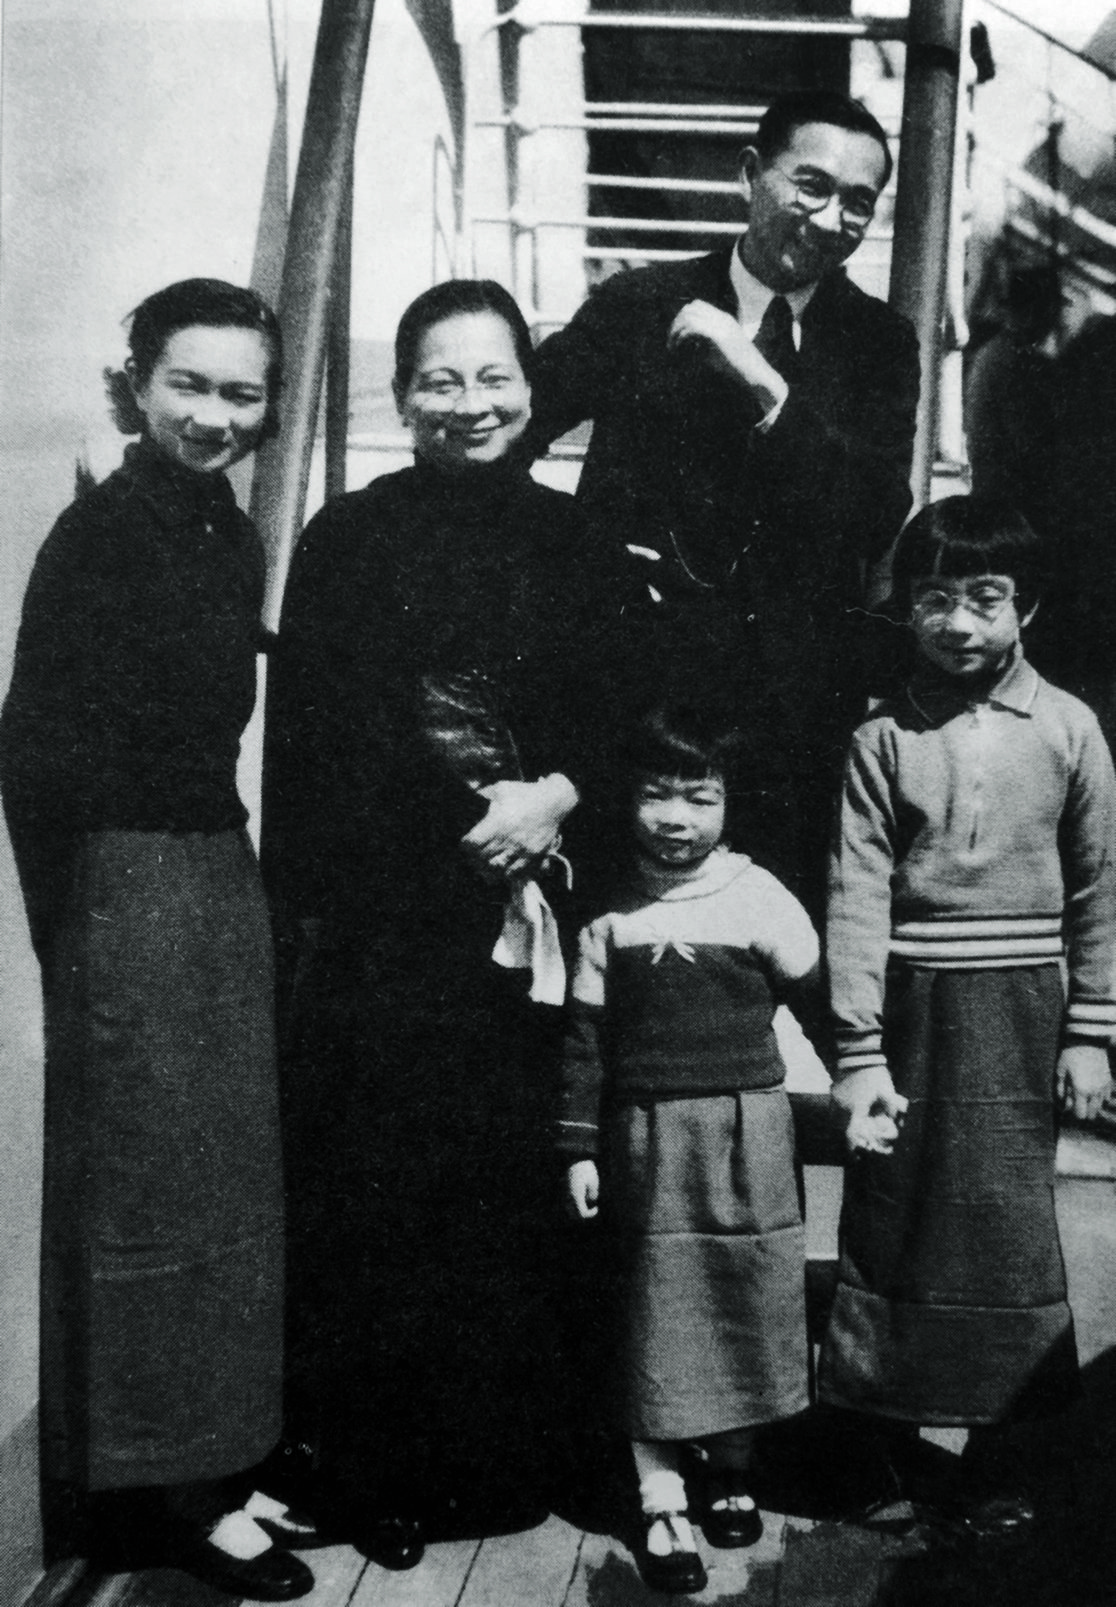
0, 440, 284, 1491
261, 458, 639, 1524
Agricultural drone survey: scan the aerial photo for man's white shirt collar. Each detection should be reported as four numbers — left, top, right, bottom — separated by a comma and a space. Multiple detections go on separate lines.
730, 242, 816, 349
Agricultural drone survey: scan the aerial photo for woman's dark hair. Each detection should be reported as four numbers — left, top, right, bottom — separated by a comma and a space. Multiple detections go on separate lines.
104, 278, 283, 439
891, 495, 1046, 618
622, 701, 743, 784
753, 89, 893, 189
393, 279, 534, 397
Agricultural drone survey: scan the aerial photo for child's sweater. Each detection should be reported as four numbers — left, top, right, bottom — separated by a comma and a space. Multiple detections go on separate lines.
558, 849, 818, 1157
829, 648, 1116, 1079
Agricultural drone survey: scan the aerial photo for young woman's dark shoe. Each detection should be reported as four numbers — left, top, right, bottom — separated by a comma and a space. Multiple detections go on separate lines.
352, 1514, 425, 1570
172, 1529, 315, 1600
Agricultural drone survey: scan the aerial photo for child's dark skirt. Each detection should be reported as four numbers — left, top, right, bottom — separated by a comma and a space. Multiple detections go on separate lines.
603, 1085, 810, 1442
820, 962, 1079, 1427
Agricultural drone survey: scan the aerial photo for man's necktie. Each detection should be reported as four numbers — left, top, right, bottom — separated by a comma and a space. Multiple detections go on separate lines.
754, 293, 798, 381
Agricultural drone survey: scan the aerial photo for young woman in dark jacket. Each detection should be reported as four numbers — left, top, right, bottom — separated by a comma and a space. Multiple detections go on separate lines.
1, 280, 315, 1600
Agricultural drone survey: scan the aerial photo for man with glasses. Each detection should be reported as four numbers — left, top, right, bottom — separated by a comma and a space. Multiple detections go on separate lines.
529, 89, 920, 911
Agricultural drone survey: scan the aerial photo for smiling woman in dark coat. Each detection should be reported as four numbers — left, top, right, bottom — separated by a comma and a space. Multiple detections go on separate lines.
262, 279, 640, 1566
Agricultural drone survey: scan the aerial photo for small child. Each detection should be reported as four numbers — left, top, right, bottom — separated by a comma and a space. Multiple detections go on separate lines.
821, 496, 1116, 1522
559, 703, 823, 1594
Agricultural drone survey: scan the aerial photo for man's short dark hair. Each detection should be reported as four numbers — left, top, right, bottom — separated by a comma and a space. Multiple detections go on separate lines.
891, 496, 1046, 618
753, 90, 893, 189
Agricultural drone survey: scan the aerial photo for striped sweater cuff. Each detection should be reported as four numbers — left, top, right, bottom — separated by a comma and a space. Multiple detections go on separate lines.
835, 1029, 887, 1080
1064, 1000, 1116, 1046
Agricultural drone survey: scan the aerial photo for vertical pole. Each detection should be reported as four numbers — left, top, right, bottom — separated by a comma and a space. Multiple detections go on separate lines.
888, 0, 965, 507
325, 152, 355, 503
252, 0, 377, 630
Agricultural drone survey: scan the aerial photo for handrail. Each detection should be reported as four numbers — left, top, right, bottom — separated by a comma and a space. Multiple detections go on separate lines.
481, 209, 893, 242
505, 9, 905, 39
456, 4, 908, 321
479, 115, 762, 134
981, 143, 1116, 254
587, 173, 742, 195
431, 133, 458, 281
979, 0, 1116, 85
585, 101, 768, 119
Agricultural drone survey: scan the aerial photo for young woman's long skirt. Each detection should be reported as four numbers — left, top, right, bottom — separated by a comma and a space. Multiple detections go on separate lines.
820, 963, 1078, 1427
603, 1086, 810, 1442
39, 829, 285, 1490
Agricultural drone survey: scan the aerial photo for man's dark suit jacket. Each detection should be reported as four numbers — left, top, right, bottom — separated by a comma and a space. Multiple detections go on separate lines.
528, 247, 921, 783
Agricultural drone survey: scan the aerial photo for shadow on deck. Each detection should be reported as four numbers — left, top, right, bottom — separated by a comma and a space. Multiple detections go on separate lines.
27, 1166, 1116, 1607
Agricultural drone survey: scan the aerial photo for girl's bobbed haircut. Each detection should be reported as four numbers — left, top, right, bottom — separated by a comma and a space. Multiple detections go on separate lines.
891, 495, 1046, 619
621, 701, 743, 785
393, 279, 535, 398
105, 278, 283, 440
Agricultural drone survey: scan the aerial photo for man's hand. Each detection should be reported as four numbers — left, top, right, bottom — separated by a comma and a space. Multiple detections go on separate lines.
668, 300, 788, 416
832, 1064, 909, 1157
567, 1159, 600, 1220
1056, 1043, 1113, 1122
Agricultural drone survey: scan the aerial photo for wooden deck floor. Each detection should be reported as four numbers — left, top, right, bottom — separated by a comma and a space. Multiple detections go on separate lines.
64, 1504, 939, 1607
39, 1157, 1116, 1607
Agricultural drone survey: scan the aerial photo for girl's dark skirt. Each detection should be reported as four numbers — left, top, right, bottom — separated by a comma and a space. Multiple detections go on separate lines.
40, 829, 284, 1490
604, 1086, 809, 1442
820, 963, 1078, 1427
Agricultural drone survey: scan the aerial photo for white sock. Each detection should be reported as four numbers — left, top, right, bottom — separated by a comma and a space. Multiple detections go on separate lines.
645, 1512, 697, 1557
637, 1469, 689, 1519
243, 1491, 289, 1522
207, 1511, 273, 1561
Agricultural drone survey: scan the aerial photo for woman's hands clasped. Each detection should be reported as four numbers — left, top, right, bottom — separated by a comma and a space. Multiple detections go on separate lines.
461, 772, 579, 882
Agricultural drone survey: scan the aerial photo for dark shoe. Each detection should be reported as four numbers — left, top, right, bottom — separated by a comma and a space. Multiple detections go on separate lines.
353, 1514, 425, 1571
173, 1532, 315, 1601
637, 1512, 707, 1595
961, 1491, 1036, 1542
701, 1469, 763, 1549
244, 1491, 333, 1550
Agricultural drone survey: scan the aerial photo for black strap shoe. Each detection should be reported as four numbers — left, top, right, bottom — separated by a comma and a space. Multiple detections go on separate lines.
172, 1530, 315, 1600
701, 1469, 764, 1549
352, 1514, 425, 1571
637, 1512, 708, 1595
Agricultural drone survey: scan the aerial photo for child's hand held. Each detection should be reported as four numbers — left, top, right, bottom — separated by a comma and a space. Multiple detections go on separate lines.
567, 1158, 600, 1220
832, 1064, 908, 1156
1056, 1042, 1113, 1122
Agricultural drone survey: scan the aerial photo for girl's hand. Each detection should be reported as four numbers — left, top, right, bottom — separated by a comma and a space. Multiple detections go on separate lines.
1056, 1043, 1113, 1122
567, 1159, 600, 1220
461, 774, 578, 882
832, 1065, 909, 1157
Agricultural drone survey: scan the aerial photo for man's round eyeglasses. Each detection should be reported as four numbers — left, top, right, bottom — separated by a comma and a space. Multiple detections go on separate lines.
769, 166, 878, 232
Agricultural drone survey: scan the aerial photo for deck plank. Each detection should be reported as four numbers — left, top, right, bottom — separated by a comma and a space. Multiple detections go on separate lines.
348, 1537, 481, 1607
562, 1528, 659, 1607
562, 1518, 786, 1607
456, 1516, 582, 1607
79, 1567, 230, 1607
777, 1517, 929, 1607
700, 1510, 785, 1606
289, 1545, 367, 1607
